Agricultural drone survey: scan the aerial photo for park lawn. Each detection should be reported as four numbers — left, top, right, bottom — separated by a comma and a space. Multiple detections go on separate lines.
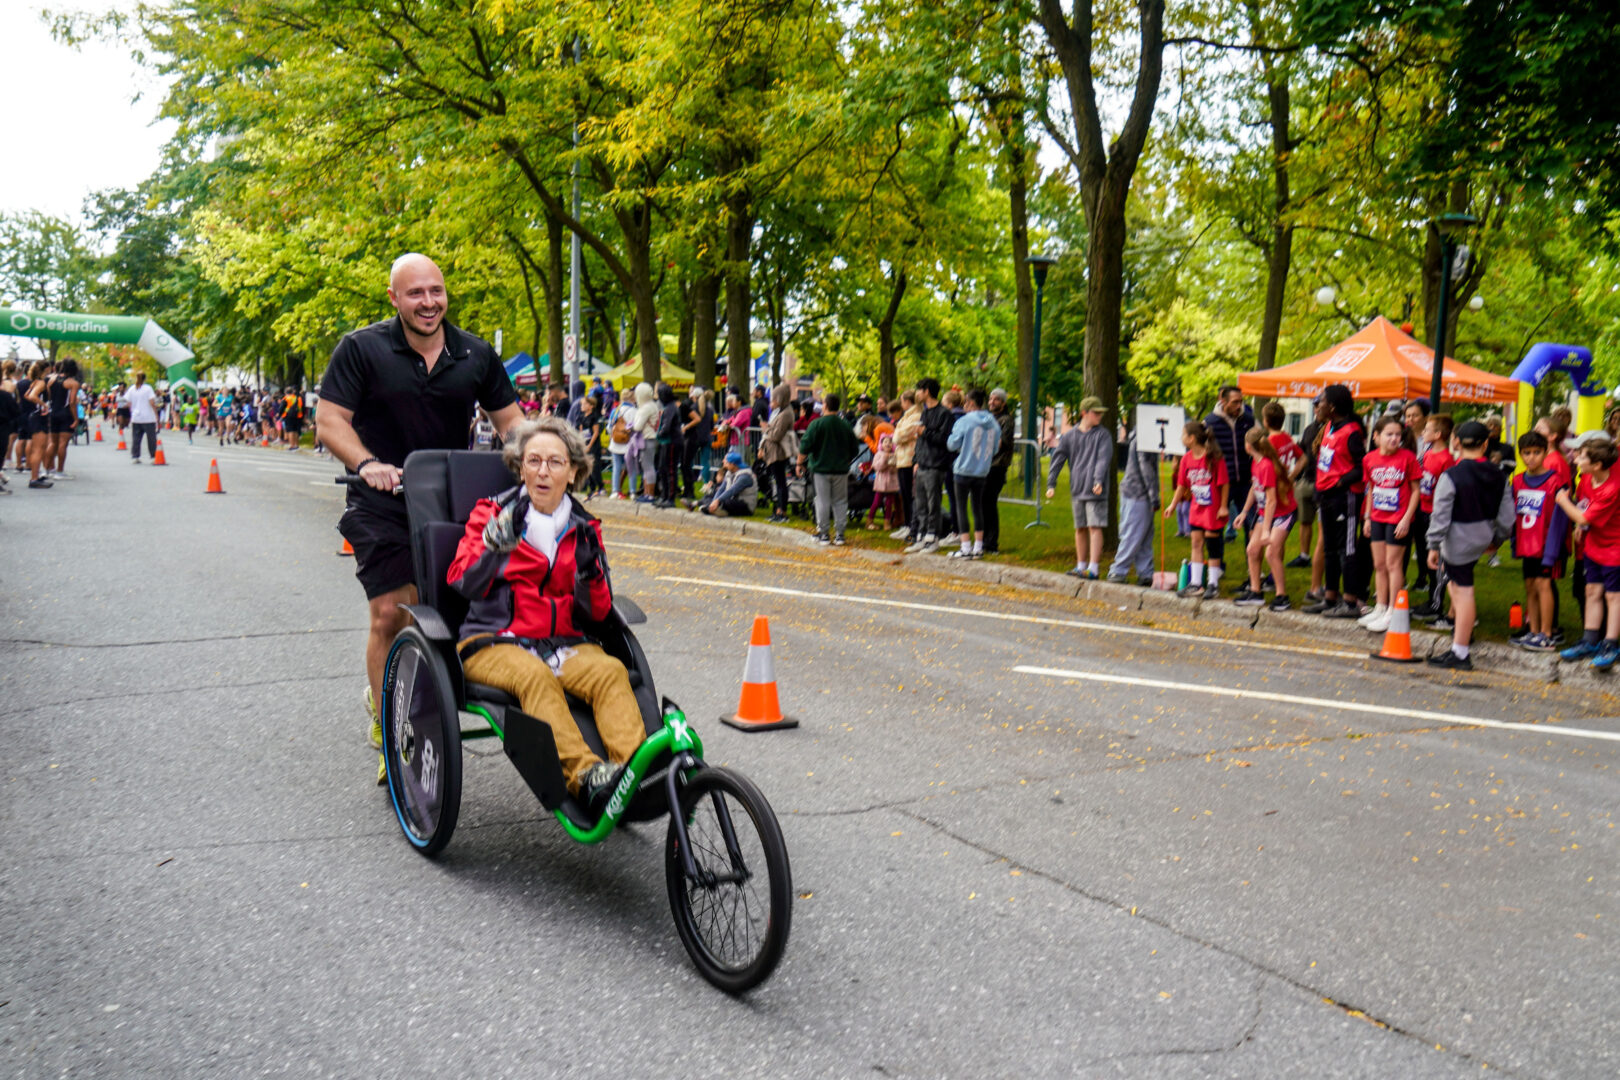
837, 460, 1573, 646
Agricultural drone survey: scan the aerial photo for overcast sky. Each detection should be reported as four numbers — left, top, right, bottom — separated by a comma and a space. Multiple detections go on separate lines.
0, 5, 176, 223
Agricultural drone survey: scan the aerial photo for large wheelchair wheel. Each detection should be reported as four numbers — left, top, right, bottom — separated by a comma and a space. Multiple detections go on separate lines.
666, 768, 791, 993
381, 627, 462, 856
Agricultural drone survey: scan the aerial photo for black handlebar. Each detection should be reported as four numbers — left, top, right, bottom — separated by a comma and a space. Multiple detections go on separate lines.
335, 474, 403, 495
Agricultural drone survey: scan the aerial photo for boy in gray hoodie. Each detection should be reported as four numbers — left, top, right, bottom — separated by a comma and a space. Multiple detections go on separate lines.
945, 388, 1002, 559
1047, 396, 1114, 578
1109, 432, 1160, 585
1425, 420, 1513, 670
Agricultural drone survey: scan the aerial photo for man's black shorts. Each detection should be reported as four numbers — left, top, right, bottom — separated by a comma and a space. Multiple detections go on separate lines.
339, 504, 414, 599
284, 418, 303, 435
1443, 559, 1477, 587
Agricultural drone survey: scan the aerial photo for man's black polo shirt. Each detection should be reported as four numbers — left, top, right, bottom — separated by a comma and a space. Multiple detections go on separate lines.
321, 316, 516, 519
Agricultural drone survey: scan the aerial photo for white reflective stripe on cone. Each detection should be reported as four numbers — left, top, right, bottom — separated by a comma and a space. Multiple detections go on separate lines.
741, 643, 776, 684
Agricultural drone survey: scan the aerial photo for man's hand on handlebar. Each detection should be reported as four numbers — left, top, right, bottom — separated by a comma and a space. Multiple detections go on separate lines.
360, 459, 402, 492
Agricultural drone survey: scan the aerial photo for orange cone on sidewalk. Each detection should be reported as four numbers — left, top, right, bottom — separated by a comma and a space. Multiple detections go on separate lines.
722, 616, 798, 732
1371, 589, 1420, 663
152, 441, 167, 466
115, 434, 126, 450
337, 538, 354, 557
204, 458, 226, 494
94, 426, 103, 442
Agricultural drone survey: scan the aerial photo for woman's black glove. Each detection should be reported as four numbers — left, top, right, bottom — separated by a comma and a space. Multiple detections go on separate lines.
482, 506, 521, 554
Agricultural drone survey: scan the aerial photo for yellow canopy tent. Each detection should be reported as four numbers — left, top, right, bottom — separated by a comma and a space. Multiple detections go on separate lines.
605, 357, 696, 392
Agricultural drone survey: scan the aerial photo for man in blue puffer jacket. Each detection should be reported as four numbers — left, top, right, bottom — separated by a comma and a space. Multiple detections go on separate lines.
945, 387, 1002, 560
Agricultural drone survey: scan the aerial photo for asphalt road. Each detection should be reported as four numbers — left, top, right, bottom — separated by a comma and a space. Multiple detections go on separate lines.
3, 436, 1617, 1079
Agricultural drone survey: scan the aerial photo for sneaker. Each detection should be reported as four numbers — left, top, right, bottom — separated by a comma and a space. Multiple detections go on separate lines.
49, 471, 73, 480
1267, 595, 1292, 612
1260, 573, 1274, 591
1233, 588, 1264, 607
131, 458, 142, 464
968, 550, 983, 560
1303, 589, 1324, 605
579, 760, 621, 816
889, 527, 911, 540
1302, 597, 1332, 614
815, 532, 831, 545
1366, 609, 1393, 634
1285, 554, 1311, 569
1487, 552, 1502, 568
1561, 639, 1602, 662
1430, 615, 1455, 632
1550, 629, 1568, 647
904, 535, 935, 554
832, 535, 847, 547
1107, 574, 1129, 584
1592, 642, 1620, 671
942, 532, 959, 545
377, 752, 387, 786
1521, 633, 1556, 653
1322, 601, 1362, 619
1067, 566, 1087, 578
1413, 606, 1443, 623
1427, 650, 1473, 671
948, 548, 973, 559
1357, 604, 1387, 628
919, 539, 939, 554
770, 514, 789, 524
1085, 568, 1100, 580
1176, 584, 1202, 598
1203, 583, 1220, 600
634, 494, 655, 503
365, 687, 381, 748
27, 478, 53, 489
1509, 627, 1532, 644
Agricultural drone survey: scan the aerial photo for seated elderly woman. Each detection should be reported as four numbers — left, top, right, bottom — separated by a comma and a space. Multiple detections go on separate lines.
448, 414, 643, 812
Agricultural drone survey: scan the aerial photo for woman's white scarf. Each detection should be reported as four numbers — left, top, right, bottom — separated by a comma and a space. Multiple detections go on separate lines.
523, 497, 574, 562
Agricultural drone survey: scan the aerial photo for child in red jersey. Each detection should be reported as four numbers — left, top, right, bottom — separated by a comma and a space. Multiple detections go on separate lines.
1555, 436, 1620, 669
1411, 413, 1456, 616
1359, 416, 1419, 633
1235, 427, 1296, 610
1165, 420, 1229, 599
1511, 430, 1561, 651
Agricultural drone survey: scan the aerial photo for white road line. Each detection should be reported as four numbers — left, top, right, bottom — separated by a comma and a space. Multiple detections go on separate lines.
249, 465, 337, 477
655, 575, 1368, 661
615, 540, 821, 567
1013, 665, 1620, 745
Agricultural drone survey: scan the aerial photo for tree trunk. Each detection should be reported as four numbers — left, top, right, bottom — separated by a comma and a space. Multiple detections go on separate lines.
1009, 149, 1033, 410
1254, 61, 1291, 377
677, 279, 694, 374
691, 273, 720, 391
544, 209, 565, 386
614, 198, 662, 385
724, 192, 754, 394
877, 266, 908, 401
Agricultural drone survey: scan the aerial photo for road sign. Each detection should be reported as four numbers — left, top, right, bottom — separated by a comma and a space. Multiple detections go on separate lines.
563, 334, 577, 365
1135, 404, 1187, 456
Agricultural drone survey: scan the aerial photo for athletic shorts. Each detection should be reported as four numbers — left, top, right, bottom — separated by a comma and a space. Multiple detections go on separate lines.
338, 504, 415, 600
1581, 557, 1620, 594
48, 411, 74, 434
1368, 520, 1410, 546
1443, 559, 1477, 587
1070, 496, 1106, 528
1263, 511, 1296, 536
116, 409, 131, 427
1522, 558, 1563, 581
1193, 528, 1225, 562
1293, 479, 1318, 526
284, 419, 303, 435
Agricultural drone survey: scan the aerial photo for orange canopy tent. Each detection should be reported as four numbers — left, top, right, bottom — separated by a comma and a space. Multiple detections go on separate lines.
1237, 316, 1518, 404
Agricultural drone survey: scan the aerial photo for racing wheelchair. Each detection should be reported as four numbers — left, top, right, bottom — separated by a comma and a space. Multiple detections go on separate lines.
365, 449, 791, 993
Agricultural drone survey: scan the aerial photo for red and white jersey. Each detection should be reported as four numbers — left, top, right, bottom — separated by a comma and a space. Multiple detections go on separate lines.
1577, 472, 1620, 566
1418, 446, 1455, 513
1177, 451, 1229, 532
1362, 448, 1418, 524
1512, 471, 1558, 560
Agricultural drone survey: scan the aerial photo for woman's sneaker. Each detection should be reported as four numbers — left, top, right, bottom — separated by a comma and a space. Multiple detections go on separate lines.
889, 527, 911, 540
1177, 584, 1203, 598
1519, 633, 1555, 652
1592, 641, 1620, 670
1357, 604, 1387, 628
1426, 649, 1473, 671
1266, 594, 1291, 612
1365, 608, 1393, 633
1232, 587, 1264, 606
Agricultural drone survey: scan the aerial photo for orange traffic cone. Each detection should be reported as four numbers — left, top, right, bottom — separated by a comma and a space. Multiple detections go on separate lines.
1371, 589, 1420, 663
152, 441, 167, 466
722, 616, 798, 732
115, 434, 127, 450
204, 458, 226, 494
337, 538, 354, 557
94, 426, 103, 442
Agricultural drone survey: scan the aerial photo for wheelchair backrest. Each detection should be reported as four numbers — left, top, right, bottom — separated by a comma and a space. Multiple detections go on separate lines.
402, 449, 517, 637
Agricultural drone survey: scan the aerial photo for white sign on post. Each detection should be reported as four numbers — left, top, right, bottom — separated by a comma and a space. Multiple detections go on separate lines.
563, 334, 577, 365
1135, 404, 1187, 456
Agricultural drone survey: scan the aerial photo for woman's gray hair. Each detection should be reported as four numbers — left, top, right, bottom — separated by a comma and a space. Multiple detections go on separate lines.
502, 413, 591, 489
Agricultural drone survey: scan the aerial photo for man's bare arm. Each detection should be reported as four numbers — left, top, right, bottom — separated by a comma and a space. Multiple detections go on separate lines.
316, 402, 398, 491
490, 402, 523, 438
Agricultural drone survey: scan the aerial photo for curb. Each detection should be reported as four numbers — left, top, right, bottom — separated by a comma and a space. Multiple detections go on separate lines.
591, 497, 1586, 689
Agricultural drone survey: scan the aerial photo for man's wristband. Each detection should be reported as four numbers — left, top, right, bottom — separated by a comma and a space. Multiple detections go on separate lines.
355, 457, 380, 474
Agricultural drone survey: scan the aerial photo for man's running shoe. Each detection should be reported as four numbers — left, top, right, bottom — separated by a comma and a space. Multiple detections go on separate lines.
49, 471, 74, 480
1561, 639, 1602, 662
1177, 584, 1202, 598
579, 760, 620, 816
832, 534, 847, 547
1322, 601, 1362, 619
377, 753, 387, 786
1232, 587, 1264, 606
1427, 650, 1473, 671
815, 532, 831, 545
1303, 589, 1324, 605
366, 686, 382, 749
27, 478, 53, 489
1509, 626, 1532, 645
889, 527, 911, 540
1302, 597, 1331, 614
1285, 554, 1310, 569
1267, 595, 1291, 612
1592, 641, 1620, 670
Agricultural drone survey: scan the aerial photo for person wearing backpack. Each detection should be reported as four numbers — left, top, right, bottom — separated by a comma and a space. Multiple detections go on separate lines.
282, 386, 306, 451
606, 393, 636, 498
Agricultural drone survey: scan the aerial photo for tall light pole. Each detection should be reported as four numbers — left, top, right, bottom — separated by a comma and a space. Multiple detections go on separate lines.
1024, 253, 1059, 499
1428, 212, 1477, 410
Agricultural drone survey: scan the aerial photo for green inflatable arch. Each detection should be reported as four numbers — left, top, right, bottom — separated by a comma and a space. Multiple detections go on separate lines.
2, 306, 197, 392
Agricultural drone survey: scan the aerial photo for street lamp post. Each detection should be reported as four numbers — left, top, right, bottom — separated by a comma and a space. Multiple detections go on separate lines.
1428, 212, 1477, 409
1024, 253, 1059, 500
581, 305, 598, 379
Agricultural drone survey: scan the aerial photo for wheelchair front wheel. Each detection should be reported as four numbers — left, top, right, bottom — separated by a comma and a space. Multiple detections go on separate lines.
666, 768, 791, 993
381, 627, 463, 856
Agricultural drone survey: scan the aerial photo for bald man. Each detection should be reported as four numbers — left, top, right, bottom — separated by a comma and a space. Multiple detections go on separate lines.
318, 253, 523, 784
